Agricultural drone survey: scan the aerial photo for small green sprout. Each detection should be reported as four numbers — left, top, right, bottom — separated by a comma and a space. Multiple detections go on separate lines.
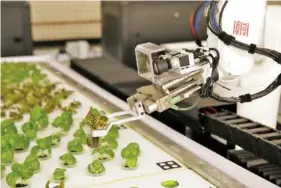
84, 107, 108, 130
53, 168, 66, 181
49, 134, 61, 147
1, 119, 17, 136
8, 163, 33, 186
121, 143, 141, 169
10, 134, 30, 151
24, 154, 40, 173
1, 147, 14, 164
22, 121, 37, 139
31, 145, 51, 159
11, 163, 33, 180
124, 156, 138, 169
73, 128, 87, 144
52, 111, 73, 132
59, 153, 76, 166
92, 146, 115, 161
61, 101, 81, 113
35, 137, 52, 158
87, 160, 105, 175
67, 139, 83, 153
36, 136, 52, 150
161, 180, 179, 188
103, 125, 119, 140
30, 106, 49, 130
100, 137, 118, 150
6, 172, 21, 187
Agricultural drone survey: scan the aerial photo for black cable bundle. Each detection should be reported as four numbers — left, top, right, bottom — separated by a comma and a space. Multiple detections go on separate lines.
205, 0, 281, 103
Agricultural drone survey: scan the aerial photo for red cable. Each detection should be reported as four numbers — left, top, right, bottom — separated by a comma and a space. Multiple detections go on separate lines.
207, 107, 218, 113
189, 11, 197, 39
203, 110, 211, 115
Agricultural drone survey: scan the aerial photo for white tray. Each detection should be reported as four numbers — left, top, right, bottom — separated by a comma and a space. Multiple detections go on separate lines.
1, 55, 278, 188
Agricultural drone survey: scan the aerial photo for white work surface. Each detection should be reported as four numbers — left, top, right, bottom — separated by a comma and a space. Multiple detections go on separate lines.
1, 55, 278, 188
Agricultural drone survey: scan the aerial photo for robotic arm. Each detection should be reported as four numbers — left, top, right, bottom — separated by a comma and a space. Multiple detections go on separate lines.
91, 0, 281, 139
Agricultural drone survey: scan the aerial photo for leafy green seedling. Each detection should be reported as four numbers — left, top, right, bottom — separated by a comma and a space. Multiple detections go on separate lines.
6, 172, 20, 187
59, 153, 76, 166
1, 147, 14, 164
30, 106, 49, 130
11, 163, 33, 179
49, 134, 61, 147
67, 139, 83, 153
161, 180, 179, 188
22, 121, 37, 139
73, 128, 87, 144
121, 147, 131, 159
104, 125, 119, 140
10, 134, 30, 151
53, 168, 66, 181
61, 101, 81, 113
32, 145, 51, 159
36, 136, 52, 149
84, 107, 109, 130
121, 145, 140, 159
124, 156, 138, 169
1, 119, 17, 136
92, 146, 115, 161
100, 138, 118, 150
35, 137, 52, 158
87, 160, 105, 175
8, 163, 33, 186
127, 143, 140, 156
24, 154, 40, 173
52, 111, 73, 132
121, 143, 140, 169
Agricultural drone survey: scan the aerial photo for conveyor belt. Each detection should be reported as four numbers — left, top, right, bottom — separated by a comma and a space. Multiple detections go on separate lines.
228, 150, 281, 187
203, 110, 281, 166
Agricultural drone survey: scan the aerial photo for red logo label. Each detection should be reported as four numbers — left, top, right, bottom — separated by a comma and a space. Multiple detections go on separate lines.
233, 21, 249, 37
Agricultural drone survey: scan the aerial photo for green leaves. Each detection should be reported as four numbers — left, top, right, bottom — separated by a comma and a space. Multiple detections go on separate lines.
1, 119, 17, 136
67, 139, 83, 153
11, 163, 33, 180
104, 125, 119, 140
10, 134, 30, 151
59, 153, 76, 166
161, 180, 179, 188
1, 147, 14, 164
121, 143, 140, 169
22, 121, 37, 139
52, 111, 73, 132
6, 172, 20, 187
24, 154, 40, 173
121, 143, 140, 159
124, 156, 138, 169
49, 134, 61, 147
87, 160, 105, 175
53, 168, 66, 180
92, 146, 115, 161
73, 128, 87, 144
84, 107, 108, 130
100, 138, 118, 150
36, 136, 52, 150
30, 106, 49, 130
